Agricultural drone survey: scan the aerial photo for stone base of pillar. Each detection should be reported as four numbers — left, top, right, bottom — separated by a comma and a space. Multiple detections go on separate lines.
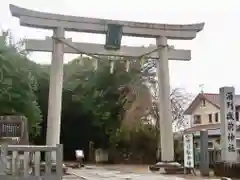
149, 161, 184, 174
64, 162, 85, 169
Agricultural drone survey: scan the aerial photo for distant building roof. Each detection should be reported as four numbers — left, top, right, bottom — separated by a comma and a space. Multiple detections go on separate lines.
184, 93, 240, 115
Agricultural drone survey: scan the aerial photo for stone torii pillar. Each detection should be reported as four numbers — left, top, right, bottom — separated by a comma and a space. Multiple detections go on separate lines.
47, 28, 65, 147
156, 36, 174, 161
9, 4, 204, 162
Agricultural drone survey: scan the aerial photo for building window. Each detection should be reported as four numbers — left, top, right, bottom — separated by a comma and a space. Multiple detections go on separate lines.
208, 142, 213, 148
208, 114, 212, 123
201, 99, 206, 107
194, 115, 201, 124
236, 111, 239, 121
215, 113, 219, 122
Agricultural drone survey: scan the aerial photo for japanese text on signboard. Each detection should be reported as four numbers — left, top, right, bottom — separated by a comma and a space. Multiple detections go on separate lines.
226, 92, 236, 152
184, 133, 194, 168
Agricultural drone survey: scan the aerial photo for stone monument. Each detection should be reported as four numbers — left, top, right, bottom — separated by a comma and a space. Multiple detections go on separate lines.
220, 86, 237, 162
213, 87, 239, 178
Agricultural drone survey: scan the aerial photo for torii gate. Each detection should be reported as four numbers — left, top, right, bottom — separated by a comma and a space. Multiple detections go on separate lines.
9, 4, 204, 162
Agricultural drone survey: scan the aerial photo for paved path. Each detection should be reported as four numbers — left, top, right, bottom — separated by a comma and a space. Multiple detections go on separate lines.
68, 166, 187, 180
66, 166, 222, 180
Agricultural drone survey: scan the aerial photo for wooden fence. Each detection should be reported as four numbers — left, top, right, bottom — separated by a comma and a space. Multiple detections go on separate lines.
0, 144, 63, 180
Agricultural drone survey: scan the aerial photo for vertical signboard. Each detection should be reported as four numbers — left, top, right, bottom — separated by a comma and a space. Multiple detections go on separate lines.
184, 133, 194, 168
220, 86, 237, 162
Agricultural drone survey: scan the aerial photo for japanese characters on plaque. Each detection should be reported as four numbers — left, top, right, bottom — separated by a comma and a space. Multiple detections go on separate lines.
0, 122, 21, 137
220, 87, 237, 162
184, 133, 194, 168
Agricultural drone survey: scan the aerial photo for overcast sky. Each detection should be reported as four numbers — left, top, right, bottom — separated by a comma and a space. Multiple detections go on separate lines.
0, 0, 240, 94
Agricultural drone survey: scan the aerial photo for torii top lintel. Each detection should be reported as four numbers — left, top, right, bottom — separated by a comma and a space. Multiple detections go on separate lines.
10, 4, 204, 40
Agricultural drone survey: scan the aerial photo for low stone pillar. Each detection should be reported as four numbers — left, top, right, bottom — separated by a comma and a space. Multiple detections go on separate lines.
95, 149, 108, 164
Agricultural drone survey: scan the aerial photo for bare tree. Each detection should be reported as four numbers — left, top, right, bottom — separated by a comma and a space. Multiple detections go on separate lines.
0, 29, 28, 55
151, 86, 192, 130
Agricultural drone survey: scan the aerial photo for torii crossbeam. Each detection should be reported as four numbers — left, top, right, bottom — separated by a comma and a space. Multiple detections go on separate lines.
25, 38, 191, 60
